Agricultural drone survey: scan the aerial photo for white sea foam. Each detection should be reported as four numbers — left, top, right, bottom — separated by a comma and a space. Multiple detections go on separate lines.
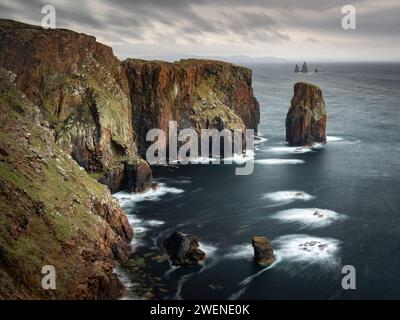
229, 234, 341, 299
146, 219, 165, 227
255, 136, 268, 145
113, 182, 184, 208
327, 136, 343, 142
255, 159, 305, 165
263, 191, 314, 204
224, 244, 254, 260
199, 242, 218, 258
268, 146, 314, 154
271, 208, 347, 229
127, 214, 143, 225
272, 234, 341, 271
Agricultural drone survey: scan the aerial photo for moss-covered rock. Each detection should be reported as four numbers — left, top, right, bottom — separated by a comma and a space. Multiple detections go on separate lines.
0, 68, 133, 299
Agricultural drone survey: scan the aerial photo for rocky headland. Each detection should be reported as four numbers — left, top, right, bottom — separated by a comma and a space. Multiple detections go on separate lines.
0, 19, 260, 299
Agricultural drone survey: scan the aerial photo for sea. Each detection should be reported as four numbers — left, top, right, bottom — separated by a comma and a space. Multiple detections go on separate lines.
114, 62, 400, 299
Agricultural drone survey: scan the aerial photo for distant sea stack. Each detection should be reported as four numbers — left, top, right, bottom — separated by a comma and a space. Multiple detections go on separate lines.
285, 82, 327, 146
294, 64, 300, 73
301, 61, 308, 73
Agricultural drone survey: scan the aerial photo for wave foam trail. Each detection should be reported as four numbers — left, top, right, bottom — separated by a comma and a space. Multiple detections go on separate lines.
263, 191, 314, 205
255, 159, 305, 165
113, 182, 184, 208
224, 244, 254, 260
255, 136, 268, 145
271, 208, 347, 229
327, 136, 343, 142
268, 146, 314, 154
228, 251, 280, 300
146, 219, 165, 227
272, 234, 341, 272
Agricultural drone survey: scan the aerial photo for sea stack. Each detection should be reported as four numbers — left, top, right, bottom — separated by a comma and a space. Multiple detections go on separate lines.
163, 231, 206, 266
294, 64, 300, 73
301, 61, 308, 73
252, 236, 276, 266
285, 82, 327, 146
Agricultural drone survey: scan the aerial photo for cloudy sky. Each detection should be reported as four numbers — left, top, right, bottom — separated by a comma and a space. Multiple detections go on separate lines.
1, 0, 399, 61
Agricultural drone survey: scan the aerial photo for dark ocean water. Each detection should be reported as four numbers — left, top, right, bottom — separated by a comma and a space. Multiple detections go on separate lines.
115, 63, 400, 299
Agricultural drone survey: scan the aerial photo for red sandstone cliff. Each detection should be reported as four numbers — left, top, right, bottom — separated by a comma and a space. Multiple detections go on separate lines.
123, 59, 260, 153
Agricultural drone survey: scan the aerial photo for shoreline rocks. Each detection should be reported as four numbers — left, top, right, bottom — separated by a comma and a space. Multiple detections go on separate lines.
252, 236, 276, 266
285, 82, 327, 146
163, 231, 206, 266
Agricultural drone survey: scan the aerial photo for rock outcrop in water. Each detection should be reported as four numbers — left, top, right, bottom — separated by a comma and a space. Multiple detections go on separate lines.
0, 68, 133, 299
252, 236, 276, 266
285, 82, 327, 146
301, 62, 308, 73
163, 231, 206, 265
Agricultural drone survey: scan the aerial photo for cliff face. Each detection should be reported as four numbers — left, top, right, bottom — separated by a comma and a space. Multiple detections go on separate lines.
123, 59, 260, 153
0, 68, 133, 299
0, 19, 151, 193
0, 19, 261, 299
285, 82, 327, 146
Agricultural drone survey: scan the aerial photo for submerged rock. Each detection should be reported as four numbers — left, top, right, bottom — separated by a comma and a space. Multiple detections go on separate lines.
252, 236, 276, 266
163, 231, 206, 266
285, 82, 327, 146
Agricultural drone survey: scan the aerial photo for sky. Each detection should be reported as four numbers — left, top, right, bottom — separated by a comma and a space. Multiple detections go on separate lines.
1, 0, 399, 61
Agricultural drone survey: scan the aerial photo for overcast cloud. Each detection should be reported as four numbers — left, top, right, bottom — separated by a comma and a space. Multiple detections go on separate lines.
1, 0, 399, 61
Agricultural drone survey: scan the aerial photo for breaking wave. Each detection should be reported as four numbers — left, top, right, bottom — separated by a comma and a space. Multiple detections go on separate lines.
113, 182, 184, 208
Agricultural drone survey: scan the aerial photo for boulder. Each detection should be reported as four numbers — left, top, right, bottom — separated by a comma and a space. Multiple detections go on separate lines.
252, 236, 276, 266
285, 82, 327, 146
163, 231, 206, 265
